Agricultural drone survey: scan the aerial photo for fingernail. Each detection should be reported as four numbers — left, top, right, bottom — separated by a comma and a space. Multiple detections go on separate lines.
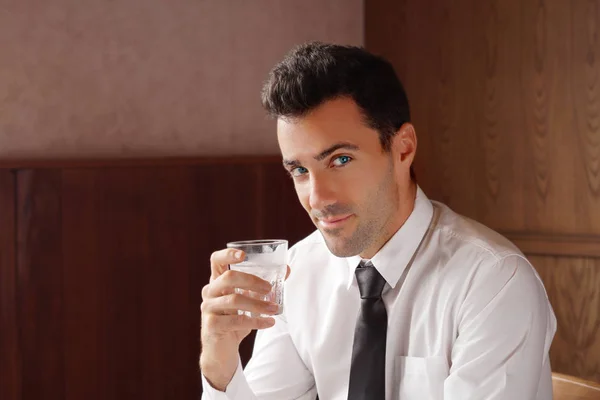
234, 250, 243, 260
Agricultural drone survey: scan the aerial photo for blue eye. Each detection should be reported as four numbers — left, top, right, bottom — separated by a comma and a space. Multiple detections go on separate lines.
332, 155, 352, 167
291, 166, 308, 177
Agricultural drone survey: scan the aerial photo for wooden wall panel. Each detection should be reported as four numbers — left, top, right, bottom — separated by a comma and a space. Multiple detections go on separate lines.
366, 0, 600, 235
366, 0, 600, 383
16, 170, 65, 400
531, 256, 600, 383
60, 167, 207, 400
0, 171, 18, 400
2, 159, 313, 400
572, 0, 600, 232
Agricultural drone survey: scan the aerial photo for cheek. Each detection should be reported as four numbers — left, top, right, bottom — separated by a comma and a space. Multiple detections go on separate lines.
294, 183, 312, 212
357, 169, 392, 209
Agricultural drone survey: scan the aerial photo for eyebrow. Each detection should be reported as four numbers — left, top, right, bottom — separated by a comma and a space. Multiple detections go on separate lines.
282, 142, 360, 168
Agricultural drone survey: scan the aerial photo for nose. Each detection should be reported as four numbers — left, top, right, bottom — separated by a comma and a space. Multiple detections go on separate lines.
308, 173, 337, 211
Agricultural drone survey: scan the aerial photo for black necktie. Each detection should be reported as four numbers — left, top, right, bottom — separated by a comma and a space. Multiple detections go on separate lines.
347, 260, 388, 400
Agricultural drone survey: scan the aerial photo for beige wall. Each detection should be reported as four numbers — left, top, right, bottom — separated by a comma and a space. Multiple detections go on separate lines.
0, 0, 363, 159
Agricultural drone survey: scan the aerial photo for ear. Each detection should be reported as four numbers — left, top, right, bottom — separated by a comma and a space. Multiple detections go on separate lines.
391, 123, 417, 168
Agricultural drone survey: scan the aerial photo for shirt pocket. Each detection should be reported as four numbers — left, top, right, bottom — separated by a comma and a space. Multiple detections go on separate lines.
395, 356, 449, 400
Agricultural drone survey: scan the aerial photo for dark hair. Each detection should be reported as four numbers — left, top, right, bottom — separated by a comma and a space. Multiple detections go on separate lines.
261, 41, 415, 181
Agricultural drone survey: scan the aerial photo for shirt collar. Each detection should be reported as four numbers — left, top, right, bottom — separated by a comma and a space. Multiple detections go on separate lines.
344, 185, 434, 290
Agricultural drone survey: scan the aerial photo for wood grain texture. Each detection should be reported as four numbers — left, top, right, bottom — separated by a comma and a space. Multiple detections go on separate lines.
60, 164, 264, 399
502, 232, 600, 257
16, 170, 65, 399
61, 167, 192, 399
364, 0, 408, 79
522, 0, 553, 230
531, 256, 600, 383
3, 159, 312, 400
0, 171, 19, 400
572, 0, 600, 232
366, 0, 600, 235
552, 372, 600, 399
366, 0, 600, 384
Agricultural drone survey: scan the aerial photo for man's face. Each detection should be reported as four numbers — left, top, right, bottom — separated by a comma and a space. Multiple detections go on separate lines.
277, 97, 415, 258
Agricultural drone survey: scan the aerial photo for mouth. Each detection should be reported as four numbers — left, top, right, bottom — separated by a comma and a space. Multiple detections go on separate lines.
318, 214, 353, 229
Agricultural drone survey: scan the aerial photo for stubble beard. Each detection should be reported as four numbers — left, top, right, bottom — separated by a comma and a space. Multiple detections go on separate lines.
320, 163, 399, 258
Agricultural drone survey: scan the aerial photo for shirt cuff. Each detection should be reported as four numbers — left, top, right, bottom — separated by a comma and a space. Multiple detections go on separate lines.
201, 358, 253, 400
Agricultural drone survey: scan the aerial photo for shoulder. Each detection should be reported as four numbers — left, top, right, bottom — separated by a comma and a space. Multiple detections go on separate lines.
428, 201, 550, 314
430, 200, 523, 262
428, 201, 548, 301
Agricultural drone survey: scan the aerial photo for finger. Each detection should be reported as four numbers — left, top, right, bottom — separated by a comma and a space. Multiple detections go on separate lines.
205, 270, 272, 298
209, 248, 246, 280
285, 265, 291, 280
202, 282, 234, 301
203, 313, 276, 332
202, 293, 279, 315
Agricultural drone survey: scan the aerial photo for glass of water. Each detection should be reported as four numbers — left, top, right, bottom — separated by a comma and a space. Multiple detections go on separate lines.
226, 239, 288, 317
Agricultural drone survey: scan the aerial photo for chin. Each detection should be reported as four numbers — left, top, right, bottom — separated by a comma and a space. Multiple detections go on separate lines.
321, 234, 361, 258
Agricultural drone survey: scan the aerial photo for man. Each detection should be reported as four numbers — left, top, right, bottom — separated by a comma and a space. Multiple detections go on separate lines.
199, 42, 557, 399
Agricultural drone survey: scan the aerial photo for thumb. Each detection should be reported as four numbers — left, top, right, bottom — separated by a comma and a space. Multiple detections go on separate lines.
285, 265, 291, 280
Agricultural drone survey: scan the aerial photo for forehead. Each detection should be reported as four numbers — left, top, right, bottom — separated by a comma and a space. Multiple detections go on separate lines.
276, 98, 380, 157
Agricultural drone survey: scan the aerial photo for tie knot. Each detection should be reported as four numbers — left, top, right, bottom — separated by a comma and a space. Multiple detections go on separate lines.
355, 261, 386, 299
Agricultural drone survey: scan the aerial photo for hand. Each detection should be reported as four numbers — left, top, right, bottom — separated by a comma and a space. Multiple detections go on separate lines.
199, 247, 291, 391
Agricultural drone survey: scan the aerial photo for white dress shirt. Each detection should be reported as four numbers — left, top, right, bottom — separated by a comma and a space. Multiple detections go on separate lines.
201, 186, 557, 400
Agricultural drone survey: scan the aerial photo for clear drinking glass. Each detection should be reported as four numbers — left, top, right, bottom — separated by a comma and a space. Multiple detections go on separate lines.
226, 239, 288, 317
